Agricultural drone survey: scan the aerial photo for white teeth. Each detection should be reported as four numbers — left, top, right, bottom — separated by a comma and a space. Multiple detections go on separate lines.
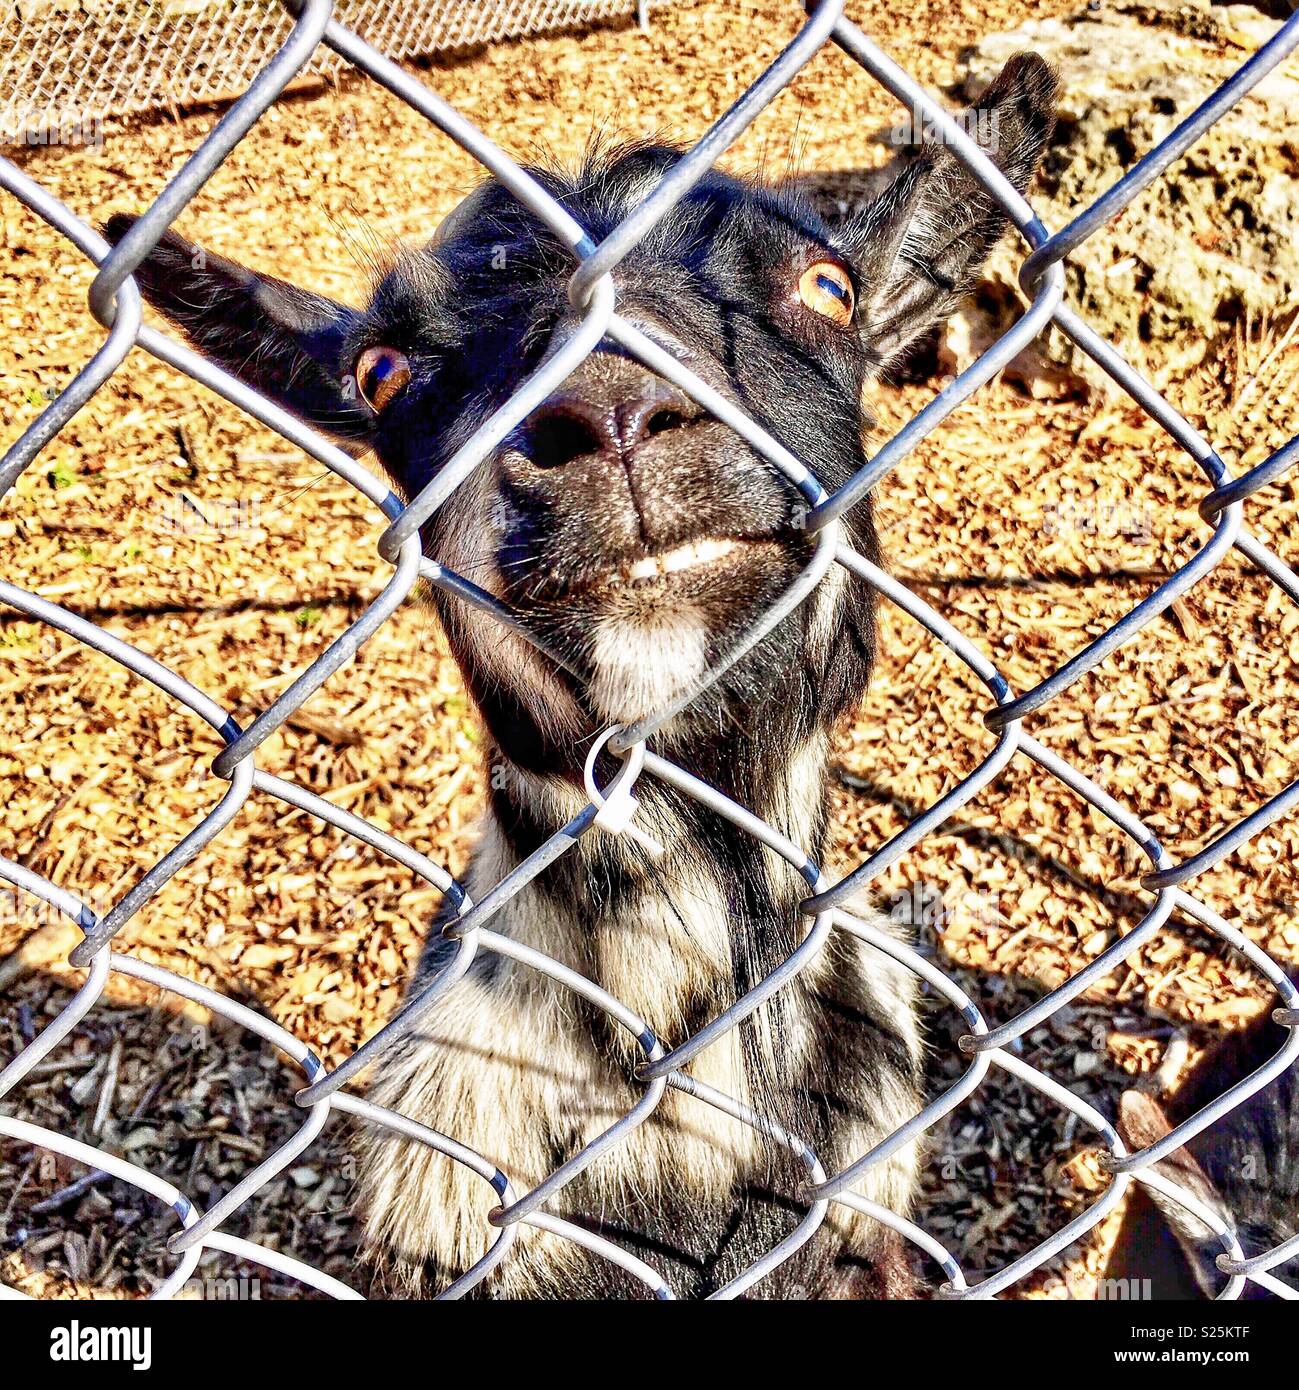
662, 537, 735, 573
615, 538, 736, 584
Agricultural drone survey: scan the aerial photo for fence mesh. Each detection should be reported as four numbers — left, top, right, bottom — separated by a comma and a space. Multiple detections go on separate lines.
2, 0, 1299, 1300
1, 0, 652, 141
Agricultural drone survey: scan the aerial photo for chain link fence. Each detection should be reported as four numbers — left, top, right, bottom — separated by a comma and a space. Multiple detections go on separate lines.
2, 0, 1299, 1300
1, 0, 656, 143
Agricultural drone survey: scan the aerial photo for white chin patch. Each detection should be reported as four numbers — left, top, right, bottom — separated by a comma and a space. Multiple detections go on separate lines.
589, 609, 710, 725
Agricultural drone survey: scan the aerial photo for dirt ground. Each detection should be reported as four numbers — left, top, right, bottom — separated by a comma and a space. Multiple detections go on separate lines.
1, 0, 1297, 1299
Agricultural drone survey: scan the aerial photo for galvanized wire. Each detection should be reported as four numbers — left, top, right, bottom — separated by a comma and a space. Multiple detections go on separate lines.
0, 0, 658, 144
2, 0, 1298, 1301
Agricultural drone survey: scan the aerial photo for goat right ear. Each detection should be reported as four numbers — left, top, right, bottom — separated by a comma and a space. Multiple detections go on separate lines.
102, 215, 372, 442
838, 52, 1057, 372
1118, 1090, 1230, 1298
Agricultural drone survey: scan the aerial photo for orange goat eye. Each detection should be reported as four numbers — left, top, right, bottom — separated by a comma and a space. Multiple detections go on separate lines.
355, 346, 411, 412
797, 261, 855, 326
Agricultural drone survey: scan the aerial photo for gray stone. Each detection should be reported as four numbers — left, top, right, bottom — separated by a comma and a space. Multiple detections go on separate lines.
948, 0, 1299, 393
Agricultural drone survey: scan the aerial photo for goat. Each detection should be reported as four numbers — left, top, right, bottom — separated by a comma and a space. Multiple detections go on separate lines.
1104, 981, 1299, 1300
104, 52, 1057, 1298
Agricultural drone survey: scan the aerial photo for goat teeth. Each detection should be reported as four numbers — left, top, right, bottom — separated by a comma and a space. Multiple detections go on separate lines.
608, 537, 739, 586
661, 538, 736, 574
627, 556, 661, 581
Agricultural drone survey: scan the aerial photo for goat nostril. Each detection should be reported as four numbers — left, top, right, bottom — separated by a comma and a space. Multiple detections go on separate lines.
527, 412, 603, 470
524, 390, 695, 469
646, 408, 689, 436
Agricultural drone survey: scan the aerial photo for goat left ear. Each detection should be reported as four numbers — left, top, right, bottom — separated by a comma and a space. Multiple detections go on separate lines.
840, 52, 1057, 371
102, 214, 372, 443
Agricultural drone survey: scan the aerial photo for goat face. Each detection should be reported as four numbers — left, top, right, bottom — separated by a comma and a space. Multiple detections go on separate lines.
105, 54, 1055, 761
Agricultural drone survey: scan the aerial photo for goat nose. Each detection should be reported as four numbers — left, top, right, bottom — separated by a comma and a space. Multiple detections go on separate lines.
522, 385, 698, 470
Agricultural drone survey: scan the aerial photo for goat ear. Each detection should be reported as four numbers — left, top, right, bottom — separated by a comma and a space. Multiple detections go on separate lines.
1118, 1090, 1230, 1298
102, 215, 372, 442
840, 52, 1057, 371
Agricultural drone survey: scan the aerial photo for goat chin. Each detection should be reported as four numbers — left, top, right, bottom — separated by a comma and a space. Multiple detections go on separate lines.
587, 608, 710, 725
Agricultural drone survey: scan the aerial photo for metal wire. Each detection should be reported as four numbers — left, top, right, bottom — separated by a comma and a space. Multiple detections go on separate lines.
2, 0, 1299, 1301
0, 1, 659, 144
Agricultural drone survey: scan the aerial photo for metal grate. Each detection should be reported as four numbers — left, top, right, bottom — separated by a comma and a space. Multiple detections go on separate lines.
2, 0, 1299, 1300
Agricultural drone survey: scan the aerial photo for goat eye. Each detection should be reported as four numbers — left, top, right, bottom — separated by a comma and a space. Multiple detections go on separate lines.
355, 346, 411, 412
797, 261, 854, 327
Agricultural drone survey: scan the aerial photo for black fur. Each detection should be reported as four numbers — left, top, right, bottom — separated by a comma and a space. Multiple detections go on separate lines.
1107, 981, 1299, 1300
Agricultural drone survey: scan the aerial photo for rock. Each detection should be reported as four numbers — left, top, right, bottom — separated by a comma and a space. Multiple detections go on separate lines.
950, 0, 1299, 392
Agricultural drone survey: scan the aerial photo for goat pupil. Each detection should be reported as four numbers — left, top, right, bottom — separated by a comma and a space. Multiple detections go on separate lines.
817, 274, 848, 303
371, 357, 394, 383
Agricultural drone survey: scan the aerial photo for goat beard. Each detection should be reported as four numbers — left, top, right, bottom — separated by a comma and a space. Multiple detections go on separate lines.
512, 554, 812, 729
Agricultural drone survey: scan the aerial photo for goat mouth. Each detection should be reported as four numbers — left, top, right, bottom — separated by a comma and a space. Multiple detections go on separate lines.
601, 536, 740, 587
512, 534, 797, 610
570, 535, 796, 600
